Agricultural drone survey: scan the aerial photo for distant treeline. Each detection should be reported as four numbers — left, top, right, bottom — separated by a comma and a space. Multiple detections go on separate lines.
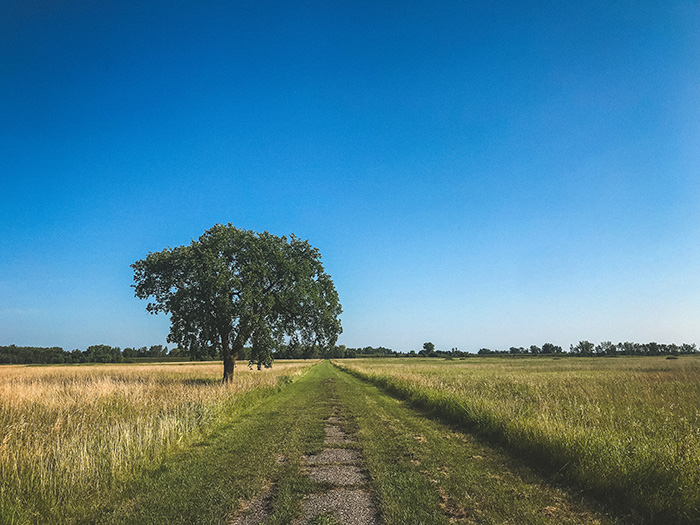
327, 341, 700, 358
275, 345, 396, 359
0, 344, 392, 365
0, 343, 397, 364
477, 341, 698, 357
0, 345, 181, 365
3, 340, 698, 365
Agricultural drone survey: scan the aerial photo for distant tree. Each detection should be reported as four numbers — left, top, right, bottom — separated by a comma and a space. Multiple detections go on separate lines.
420, 342, 435, 356
646, 342, 661, 355
132, 224, 342, 382
323, 344, 346, 359
300, 342, 319, 360
284, 338, 303, 359
571, 340, 595, 356
85, 345, 122, 363
0, 346, 68, 364
168, 347, 185, 358
617, 342, 634, 355
681, 343, 697, 354
541, 343, 563, 354
634, 343, 647, 355
147, 345, 167, 358
343, 346, 395, 357
529, 345, 541, 355
595, 341, 616, 356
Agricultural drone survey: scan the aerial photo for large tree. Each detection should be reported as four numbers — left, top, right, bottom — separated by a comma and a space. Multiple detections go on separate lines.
132, 224, 342, 382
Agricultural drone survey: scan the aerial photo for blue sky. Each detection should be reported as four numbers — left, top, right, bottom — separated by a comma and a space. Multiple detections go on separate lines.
1, 1, 699, 353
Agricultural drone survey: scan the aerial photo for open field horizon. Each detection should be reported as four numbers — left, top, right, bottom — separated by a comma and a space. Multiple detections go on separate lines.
337, 355, 700, 522
3, 3, 699, 522
1, 356, 698, 523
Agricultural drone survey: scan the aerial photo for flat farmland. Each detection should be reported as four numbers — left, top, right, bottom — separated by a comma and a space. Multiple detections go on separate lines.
0, 360, 316, 523
336, 356, 700, 523
2, 357, 697, 524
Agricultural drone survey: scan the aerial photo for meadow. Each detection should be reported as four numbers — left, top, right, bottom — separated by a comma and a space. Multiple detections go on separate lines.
335, 356, 700, 523
0, 360, 315, 524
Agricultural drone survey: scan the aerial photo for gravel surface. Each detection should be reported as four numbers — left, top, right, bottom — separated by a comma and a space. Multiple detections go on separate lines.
324, 425, 352, 444
298, 406, 379, 524
294, 489, 379, 525
304, 448, 361, 466
307, 464, 370, 486
231, 393, 379, 524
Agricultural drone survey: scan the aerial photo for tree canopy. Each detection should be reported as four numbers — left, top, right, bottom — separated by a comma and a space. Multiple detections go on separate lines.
132, 224, 342, 381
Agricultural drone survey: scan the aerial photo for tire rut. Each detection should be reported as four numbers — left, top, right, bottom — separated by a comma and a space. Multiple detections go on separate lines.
294, 397, 380, 525
230, 378, 380, 525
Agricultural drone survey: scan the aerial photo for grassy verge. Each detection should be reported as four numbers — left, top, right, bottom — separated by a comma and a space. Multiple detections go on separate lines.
106, 361, 615, 523
335, 357, 700, 523
0, 361, 316, 524
2, 359, 638, 523
326, 362, 615, 524
99, 362, 333, 524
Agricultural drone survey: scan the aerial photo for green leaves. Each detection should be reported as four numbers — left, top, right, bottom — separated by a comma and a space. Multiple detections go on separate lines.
132, 224, 342, 380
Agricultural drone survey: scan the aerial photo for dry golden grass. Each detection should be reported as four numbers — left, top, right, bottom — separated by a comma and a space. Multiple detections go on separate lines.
337, 356, 700, 522
0, 360, 315, 522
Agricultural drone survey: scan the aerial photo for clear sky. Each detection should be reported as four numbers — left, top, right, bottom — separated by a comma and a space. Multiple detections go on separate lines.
1, 1, 699, 353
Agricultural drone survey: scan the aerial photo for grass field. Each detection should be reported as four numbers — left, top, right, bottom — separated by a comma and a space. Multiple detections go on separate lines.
0, 360, 316, 524
335, 356, 700, 523
100, 361, 615, 525
2, 356, 697, 524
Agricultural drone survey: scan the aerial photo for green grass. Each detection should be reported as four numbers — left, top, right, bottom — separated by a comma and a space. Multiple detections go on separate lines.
325, 362, 614, 525
335, 356, 700, 523
307, 514, 342, 525
103, 361, 613, 524
0, 361, 316, 524
2, 359, 659, 523
100, 363, 334, 524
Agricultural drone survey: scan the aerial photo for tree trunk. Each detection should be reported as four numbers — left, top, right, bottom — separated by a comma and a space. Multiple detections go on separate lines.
222, 331, 235, 383
223, 328, 250, 383
222, 350, 235, 383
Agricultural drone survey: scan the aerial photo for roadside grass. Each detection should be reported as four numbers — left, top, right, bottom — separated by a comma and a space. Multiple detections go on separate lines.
327, 362, 615, 525
101, 362, 333, 524
109, 361, 614, 524
0, 360, 317, 524
1, 358, 652, 524
335, 357, 700, 523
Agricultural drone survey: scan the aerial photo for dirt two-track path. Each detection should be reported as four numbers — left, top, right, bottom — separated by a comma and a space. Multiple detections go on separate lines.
229, 361, 616, 525
231, 377, 379, 524
293, 394, 379, 524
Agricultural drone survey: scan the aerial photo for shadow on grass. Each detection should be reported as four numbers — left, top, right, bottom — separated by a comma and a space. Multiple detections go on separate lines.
333, 363, 649, 525
181, 378, 221, 386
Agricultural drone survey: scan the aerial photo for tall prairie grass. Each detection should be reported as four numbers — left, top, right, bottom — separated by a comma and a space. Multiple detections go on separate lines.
336, 357, 700, 523
0, 360, 314, 524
